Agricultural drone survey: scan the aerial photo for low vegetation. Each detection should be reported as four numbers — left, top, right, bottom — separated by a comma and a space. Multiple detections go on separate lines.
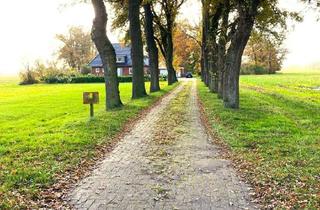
18, 61, 167, 85
0, 78, 177, 208
198, 72, 320, 209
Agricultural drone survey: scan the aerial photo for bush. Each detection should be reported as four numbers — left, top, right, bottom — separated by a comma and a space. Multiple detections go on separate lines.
68, 76, 151, 84
70, 75, 104, 83
160, 75, 167, 81
19, 60, 79, 85
80, 65, 92, 75
19, 61, 155, 85
44, 75, 71, 84
19, 69, 38, 85
240, 64, 270, 75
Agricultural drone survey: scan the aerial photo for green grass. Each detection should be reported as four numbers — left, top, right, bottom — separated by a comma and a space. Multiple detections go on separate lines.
0, 78, 177, 208
198, 72, 320, 209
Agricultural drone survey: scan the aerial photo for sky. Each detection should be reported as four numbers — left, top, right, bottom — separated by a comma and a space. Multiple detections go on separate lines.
0, 0, 319, 76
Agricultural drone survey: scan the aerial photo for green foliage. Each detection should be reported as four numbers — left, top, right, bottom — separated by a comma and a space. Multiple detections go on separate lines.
70, 75, 105, 83
43, 75, 151, 84
56, 26, 96, 70
19, 68, 39, 85
240, 64, 273, 75
80, 65, 92, 75
243, 30, 287, 74
18, 60, 77, 85
0, 79, 178, 208
19, 64, 155, 85
198, 72, 320, 209
43, 75, 72, 84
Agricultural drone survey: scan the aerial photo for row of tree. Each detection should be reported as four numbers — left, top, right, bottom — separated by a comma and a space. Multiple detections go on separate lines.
200, 0, 303, 108
90, 0, 188, 109
90, 0, 315, 110
200, 0, 320, 108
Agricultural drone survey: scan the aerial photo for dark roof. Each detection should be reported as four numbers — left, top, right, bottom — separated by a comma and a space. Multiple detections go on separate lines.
89, 43, 149, 67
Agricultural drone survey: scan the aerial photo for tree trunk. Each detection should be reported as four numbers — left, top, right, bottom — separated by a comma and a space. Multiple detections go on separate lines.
166, 31, 178, 85
201, 0, 209, 86
208, 52, 218, 93
217, 1, 229, 99
217, 43, 227, 98
143, 3, 160, 92
223, 0, 260, 108
200, 50, 205, 82
91, 0, 122, 110
129, 0, 147, 98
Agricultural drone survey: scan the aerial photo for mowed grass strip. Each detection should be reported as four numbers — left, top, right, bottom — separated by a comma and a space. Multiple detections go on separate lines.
197, 72, 320, 209
0, 79, 177, 208
152, 82, 191, 145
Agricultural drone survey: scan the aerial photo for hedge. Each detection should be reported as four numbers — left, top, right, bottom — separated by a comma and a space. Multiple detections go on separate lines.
43, 75, 152, 84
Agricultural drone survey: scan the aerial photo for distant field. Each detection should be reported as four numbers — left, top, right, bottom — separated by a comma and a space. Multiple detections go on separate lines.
281, 67, 320, 74
198, 72, 320, 208
0, 78, 177, 208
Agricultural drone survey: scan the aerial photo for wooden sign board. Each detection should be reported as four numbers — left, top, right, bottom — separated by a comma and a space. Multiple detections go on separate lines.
83, 92, 99, 104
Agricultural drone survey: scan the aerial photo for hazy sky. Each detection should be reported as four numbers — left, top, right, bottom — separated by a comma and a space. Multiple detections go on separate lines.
0, 0, 319, 75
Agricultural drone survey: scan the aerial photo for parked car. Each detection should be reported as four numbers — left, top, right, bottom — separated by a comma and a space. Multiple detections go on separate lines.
185, 72, 193, 78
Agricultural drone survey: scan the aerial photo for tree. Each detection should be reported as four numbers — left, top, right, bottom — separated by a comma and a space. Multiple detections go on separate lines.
201, 0, 301, 108
143, 2, 161, 92
91, 0, 122, 109
243, 30, 287, 74
173, 21, 201, 74
110, 0, 161, 93
201, 0, 229, 94
56, 26, 96, 71
152, 0, 186, 85
128, 0, 148, 98
222, 0, 261, 108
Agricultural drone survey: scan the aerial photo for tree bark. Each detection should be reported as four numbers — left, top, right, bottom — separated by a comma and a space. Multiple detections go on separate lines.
129, 0, 147, 98
201, 0, 209, 86
223, 0, 260, 109
143, 3, 160, 92
151, 0, 182, 86
91, 0, 122, 110
217, 1, 230, 99
206, 1, 223, 92
166, 31, 178, 85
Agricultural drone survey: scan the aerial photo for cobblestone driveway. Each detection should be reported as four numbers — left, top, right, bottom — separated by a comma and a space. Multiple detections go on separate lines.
67, 79, 257, 210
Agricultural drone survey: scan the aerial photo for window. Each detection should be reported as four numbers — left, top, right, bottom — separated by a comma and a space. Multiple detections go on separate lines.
117, 68, 123, 76
95, 68, 103, 73
129, 67, 133, 75
116, 56, 125, 63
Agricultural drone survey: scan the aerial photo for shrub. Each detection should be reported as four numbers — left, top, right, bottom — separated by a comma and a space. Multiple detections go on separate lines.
80, 65, 92, 75
160, 75, 167, 81
67, 75, 152, 84
19, 69, 38, 85
44, 75, 71, 84
70, 75, 104, 83
240, 64, 270, 75
19, 60, 79, 85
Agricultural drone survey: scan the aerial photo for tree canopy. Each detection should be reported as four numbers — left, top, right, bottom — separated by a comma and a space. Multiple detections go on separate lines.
56, 26, 96, 71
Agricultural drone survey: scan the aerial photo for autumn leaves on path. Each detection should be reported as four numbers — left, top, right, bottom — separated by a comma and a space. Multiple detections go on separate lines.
67, 79, 257, 209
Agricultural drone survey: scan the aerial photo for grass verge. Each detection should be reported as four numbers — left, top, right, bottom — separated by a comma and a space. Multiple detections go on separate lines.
197, 73, 320, 209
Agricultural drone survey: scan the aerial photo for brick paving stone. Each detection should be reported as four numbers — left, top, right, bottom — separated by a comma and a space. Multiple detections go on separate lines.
67, 79, 258, 210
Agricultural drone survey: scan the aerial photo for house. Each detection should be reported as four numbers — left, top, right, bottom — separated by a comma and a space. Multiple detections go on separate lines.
159, 67, 168, 77
89, 43, 150, 77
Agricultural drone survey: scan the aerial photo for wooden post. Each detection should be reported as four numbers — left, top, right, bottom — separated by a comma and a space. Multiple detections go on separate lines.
83, 92, 99, 118
90, 103, 94, 117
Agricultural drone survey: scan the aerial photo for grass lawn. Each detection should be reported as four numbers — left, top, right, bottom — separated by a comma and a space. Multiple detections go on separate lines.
0, 78, 177, 208
198, 72, 320, 209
